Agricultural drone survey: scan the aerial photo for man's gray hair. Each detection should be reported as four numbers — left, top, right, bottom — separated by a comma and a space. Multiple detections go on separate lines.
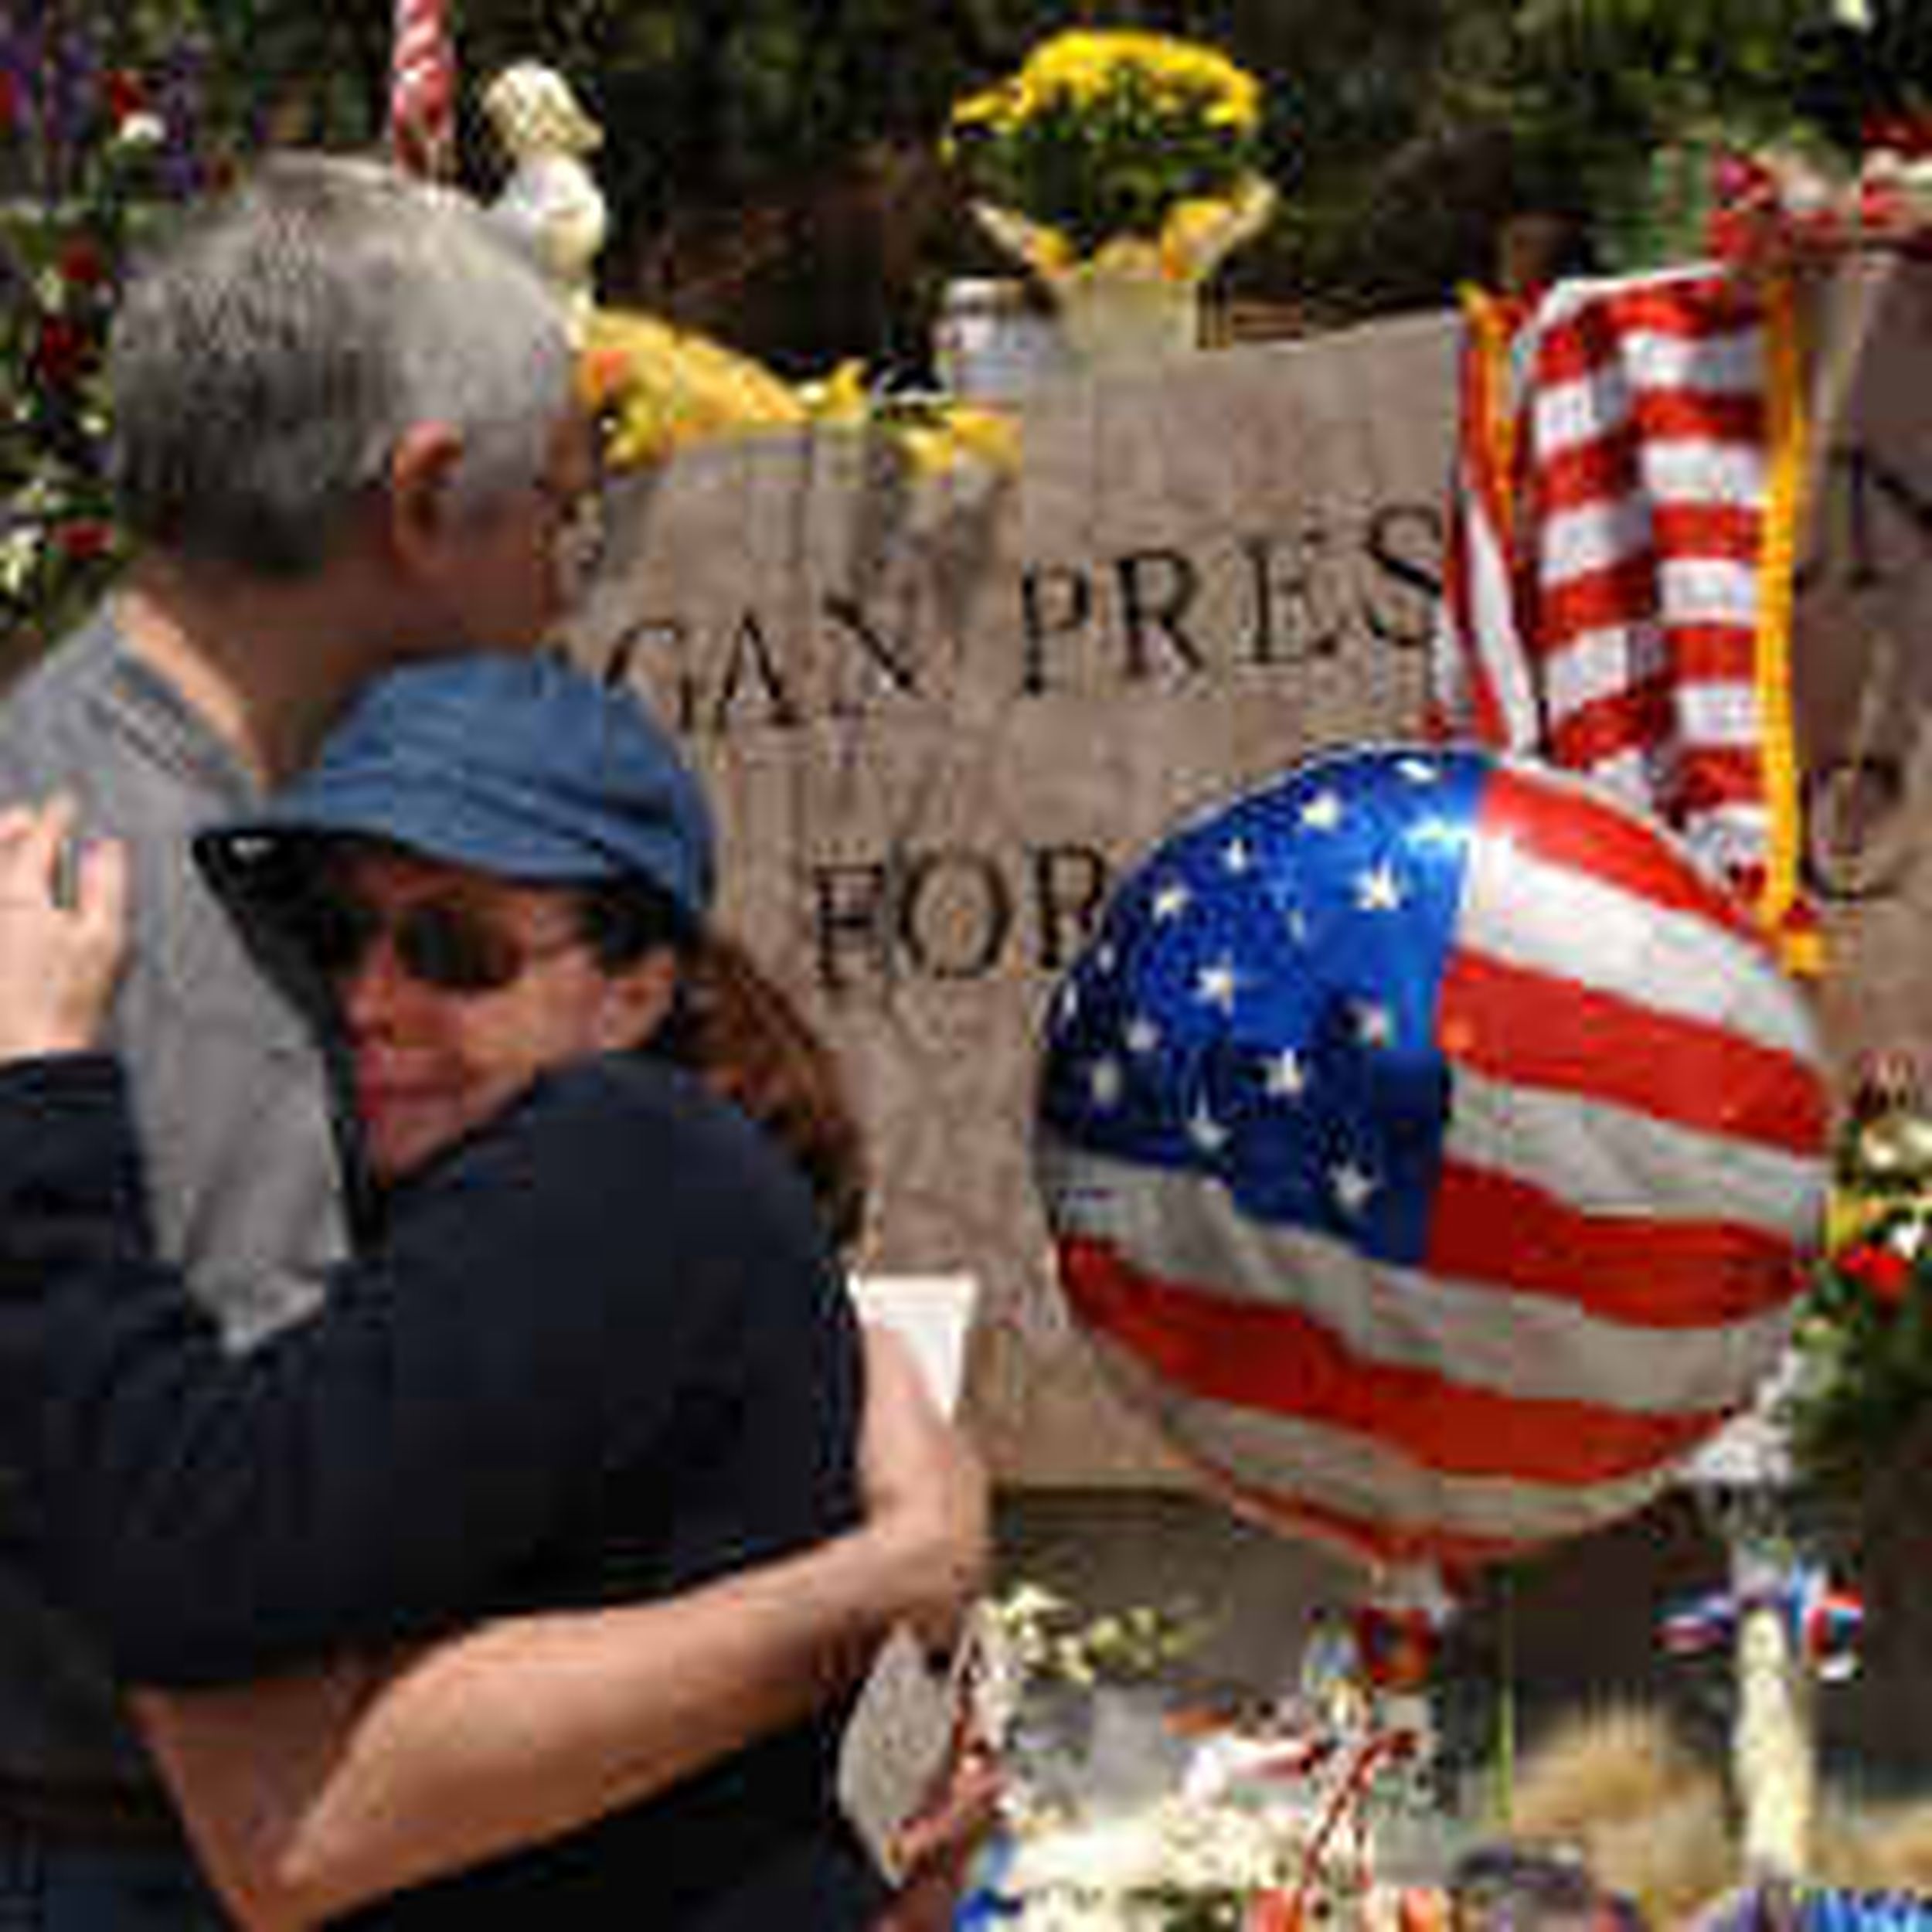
107, 152, 574, 577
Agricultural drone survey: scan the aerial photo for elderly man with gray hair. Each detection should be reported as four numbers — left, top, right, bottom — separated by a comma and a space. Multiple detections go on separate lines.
0, 152, 985, 1930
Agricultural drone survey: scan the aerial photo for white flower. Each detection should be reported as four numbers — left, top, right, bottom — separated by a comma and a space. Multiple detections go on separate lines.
0, 527, 45, 599
1774, 151, 1838, 216
1832, 0, 1872, 28
996, 1583, 1069, 1626
114, 111, 165, 150
1007, 1794, 1304, 1900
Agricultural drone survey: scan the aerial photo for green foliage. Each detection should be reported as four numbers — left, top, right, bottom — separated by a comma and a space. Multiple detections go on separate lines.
953, 71, 1260, 253
1449, 0, 1932, 268
1789, 1243, 1932, 1496
1785, 1069, 1932, 1497
0, 128, 149, 649
455, 2, 985, 224
0, 1, 376, 655
2, 9, 188, 651
11, 0, 1932, 644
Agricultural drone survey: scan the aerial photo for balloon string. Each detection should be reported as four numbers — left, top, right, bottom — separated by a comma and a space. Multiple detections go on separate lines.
1287, 1726, 1406, 1922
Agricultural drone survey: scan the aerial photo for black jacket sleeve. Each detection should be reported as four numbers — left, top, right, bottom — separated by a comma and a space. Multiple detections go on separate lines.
0, 1053, 776, 1687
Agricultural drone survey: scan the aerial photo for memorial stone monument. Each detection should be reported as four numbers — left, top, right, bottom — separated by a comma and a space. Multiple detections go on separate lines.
566, 315, 1460, 1485
566, 254, 1932, 1486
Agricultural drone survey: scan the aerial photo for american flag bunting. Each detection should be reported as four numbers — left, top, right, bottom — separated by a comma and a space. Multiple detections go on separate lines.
1430, 264, 1818, 974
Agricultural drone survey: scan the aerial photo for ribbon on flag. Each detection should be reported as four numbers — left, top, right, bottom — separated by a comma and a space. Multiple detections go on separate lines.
389, 0, 456, 179
1661, 1563, 1864, 1681
1429, 263, 1819, 975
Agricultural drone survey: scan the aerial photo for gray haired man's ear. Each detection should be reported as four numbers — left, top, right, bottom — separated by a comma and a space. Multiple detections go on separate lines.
381, 423, 467, 576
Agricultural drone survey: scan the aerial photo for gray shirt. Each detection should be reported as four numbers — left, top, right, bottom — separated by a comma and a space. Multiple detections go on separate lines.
0, 605, 349, 1784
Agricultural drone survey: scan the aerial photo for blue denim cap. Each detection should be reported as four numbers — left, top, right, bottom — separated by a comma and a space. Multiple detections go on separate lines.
214, 655, 716, 924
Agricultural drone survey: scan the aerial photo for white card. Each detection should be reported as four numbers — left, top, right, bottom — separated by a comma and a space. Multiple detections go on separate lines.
849, 1273, 980, 1416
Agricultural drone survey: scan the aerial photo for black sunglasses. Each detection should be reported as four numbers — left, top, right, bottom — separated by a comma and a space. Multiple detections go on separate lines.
293, 891, 590, 997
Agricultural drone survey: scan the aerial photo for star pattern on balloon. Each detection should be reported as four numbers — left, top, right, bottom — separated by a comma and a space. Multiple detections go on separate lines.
1040, 749, 1468, 1260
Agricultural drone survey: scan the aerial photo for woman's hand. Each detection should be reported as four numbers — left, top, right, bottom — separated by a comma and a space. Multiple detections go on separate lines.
0, 796, 127, 1062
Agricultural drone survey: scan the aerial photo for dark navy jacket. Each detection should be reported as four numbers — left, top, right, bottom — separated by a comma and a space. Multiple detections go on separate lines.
0, 1049, 883, 1928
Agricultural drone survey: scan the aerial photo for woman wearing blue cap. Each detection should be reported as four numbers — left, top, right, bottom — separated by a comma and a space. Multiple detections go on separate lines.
0, 656, 982, 1928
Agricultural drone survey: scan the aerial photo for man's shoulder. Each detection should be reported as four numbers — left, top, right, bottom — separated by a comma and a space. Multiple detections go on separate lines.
0, 611, 158, 816
0, 610, 240, 845
0, 614, 118, 761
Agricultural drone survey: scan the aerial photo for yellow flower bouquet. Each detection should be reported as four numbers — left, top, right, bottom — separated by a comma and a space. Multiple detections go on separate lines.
944, 29, 1275, 362
581, 309, 1019, 483
947, 29, 1269, 255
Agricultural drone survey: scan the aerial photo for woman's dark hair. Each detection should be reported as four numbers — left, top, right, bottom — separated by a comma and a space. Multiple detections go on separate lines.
577, 872, 698, 966
579, 878, 869, 1250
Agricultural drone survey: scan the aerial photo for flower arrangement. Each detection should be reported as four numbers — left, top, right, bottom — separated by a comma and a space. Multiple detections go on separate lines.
957, 1585, 1443, 1930
1530, 0, 1932, 269
982, 1580, 1208, 1691
976, 1791, 1314, 1931
1, 12, 217, 655
1702, 122, 1932, 268
942, 27, 1276, 338
945, 29, 1269, 261
1781, 1051, 1932, 1494
581, 308, 1020, 481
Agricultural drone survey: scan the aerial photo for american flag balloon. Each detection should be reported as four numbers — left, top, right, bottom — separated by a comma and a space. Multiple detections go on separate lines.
1034, 746, 1828, 1572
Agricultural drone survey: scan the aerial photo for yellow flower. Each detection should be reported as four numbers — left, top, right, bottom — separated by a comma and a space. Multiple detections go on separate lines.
1015, 29, 1257, 124
942, 406, 1022, 471
944, 29, 1272, 257
948, 83, 1010, 131
1079, 232, 1168, 284
971, 202, 1076, 278
583, 307, 807, 469
796, 359, 871, 427
1825, 1184, 1883, 1255
1032, 227, 1075, 277
1157, 178, 1278, 279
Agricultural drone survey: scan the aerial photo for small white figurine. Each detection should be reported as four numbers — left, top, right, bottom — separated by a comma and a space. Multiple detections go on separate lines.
481, 61, 607, 328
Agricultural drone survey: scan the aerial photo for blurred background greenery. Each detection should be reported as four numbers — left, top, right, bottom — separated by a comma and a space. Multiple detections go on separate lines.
13, 2, 1930, 363
3, 0, 1930, 652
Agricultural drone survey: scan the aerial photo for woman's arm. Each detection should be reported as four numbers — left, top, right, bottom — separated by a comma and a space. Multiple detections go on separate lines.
0, 1032, 886, 1685
0, 806, 685, 1683
143, 1324, 988, 1930
0, 1051, 709, 1677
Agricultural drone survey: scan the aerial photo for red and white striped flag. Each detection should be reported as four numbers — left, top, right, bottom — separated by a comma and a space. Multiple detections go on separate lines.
1430, 264, 1818, 973
1427, 287, 1539, 751
388, 0, 456, 179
